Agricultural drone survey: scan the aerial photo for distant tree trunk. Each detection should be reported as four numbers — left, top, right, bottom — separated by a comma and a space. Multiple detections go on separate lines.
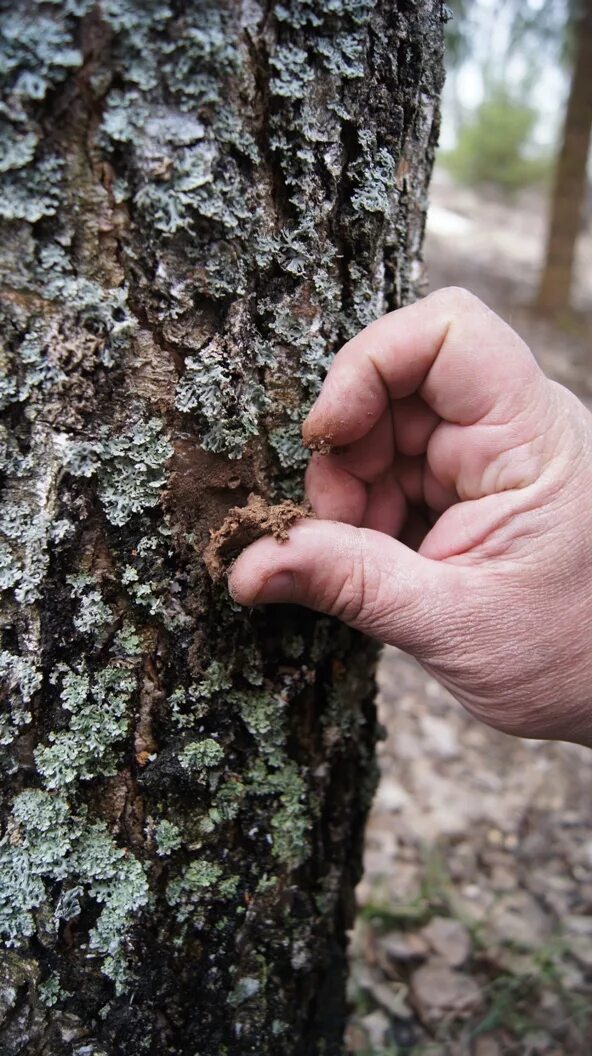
536, 0, 592, 315
0, 2, 443, 1054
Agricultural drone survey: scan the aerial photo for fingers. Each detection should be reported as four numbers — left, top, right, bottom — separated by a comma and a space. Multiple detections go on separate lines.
303, 287, 543, 450
393, 395, 440, 456
306, 450, 456, 530
304, 455, 367, 524
228, 519, 466, 655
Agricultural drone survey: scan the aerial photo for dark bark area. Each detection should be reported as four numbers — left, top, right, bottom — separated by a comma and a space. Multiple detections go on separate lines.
536, 0, 592, 315
0, 2, 443, 1053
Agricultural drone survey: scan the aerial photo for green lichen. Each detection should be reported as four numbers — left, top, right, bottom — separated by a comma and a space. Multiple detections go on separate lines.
38, 972, 70, 1007
238, 691, 288, 769
0, 0, 430, 1040
154, 819, 183, 857
80, 822, 150, 990
179, 738, 225, 774
249, 759, 311, 869
206, 777, 245, 828
34, 663, 136, 789
268, 423, 309, 473
166, 860, 239, 924
169, 662, 235, 728
234, 687, 313, 867
112, 620, 144, 658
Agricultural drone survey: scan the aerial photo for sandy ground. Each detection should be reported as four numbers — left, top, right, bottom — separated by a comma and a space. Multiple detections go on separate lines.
346, 172, 592, 1056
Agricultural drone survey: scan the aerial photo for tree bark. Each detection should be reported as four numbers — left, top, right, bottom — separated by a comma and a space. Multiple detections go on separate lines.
0, 2, 443, 1053
536, 0, 592, 315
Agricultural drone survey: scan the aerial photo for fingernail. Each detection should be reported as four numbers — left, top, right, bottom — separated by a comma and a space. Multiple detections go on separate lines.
254, 571, 295, 604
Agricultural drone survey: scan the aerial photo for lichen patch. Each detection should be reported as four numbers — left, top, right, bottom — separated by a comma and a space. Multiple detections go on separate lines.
203, 493, 311, 582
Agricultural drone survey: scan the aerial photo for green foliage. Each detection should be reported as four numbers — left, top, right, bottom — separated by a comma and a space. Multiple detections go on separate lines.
441, 86, 550, 192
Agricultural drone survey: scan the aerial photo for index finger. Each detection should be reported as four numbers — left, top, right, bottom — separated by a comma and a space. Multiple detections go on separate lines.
302, 287, 542, 449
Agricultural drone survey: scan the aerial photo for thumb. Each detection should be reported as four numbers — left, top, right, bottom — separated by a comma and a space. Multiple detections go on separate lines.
228, 520, 466, 656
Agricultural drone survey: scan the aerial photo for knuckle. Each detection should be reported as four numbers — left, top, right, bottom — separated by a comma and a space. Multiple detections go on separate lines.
325, 564, 366, 626
430, 285, 480, 314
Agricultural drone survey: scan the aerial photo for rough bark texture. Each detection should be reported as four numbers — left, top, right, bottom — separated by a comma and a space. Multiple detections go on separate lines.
536, 0, 592, 314
0, 2, 443, 1053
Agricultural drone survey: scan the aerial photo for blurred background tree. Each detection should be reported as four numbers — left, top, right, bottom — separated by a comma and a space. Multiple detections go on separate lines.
441, 0, 591, 315
536, 0, 592, 314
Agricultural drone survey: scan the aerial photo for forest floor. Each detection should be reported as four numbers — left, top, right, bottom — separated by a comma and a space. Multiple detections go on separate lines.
346, 171, 592, 1056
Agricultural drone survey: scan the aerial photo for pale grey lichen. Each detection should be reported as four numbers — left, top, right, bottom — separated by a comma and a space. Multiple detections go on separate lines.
0, 789, 149, 990
0, 11, 84, 100
268, 423, 309, 472
0, 649, 41, 744
69, 575, 115, 641
0, 0, 434, 1038
316, 33, 365, 78
0, 484, 55, 605
269, 44, 315, 99
0, 124, 37, 174
97, 417, 173, 526
0, 156, 64, 222
0, 10, 84, 223
175, 336, 270, 459
351, 139, 398, 217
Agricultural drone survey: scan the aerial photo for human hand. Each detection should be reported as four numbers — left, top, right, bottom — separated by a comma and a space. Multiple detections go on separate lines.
229, 288, 592, 746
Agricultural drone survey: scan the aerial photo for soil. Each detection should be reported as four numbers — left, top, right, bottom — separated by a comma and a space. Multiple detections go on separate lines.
202, 492, 311, 581
347, 171, 592, 1056
306, 434, 338, 455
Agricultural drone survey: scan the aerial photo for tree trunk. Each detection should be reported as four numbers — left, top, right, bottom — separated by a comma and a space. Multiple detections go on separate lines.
536, 0, 592, 315
0, 2, 443, 1053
